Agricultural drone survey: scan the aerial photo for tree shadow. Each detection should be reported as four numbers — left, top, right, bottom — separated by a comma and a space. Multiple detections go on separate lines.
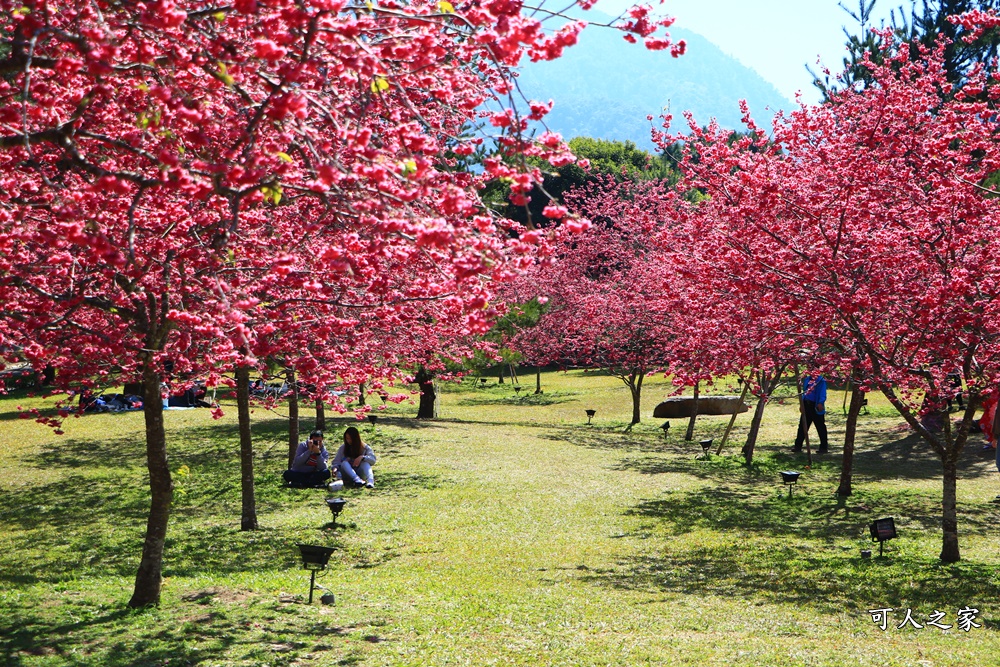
0, 412, 443, 584
545, 421, 998, 486
624, 483, 1000, 542
33, 433, 144, 470
0, 470, 419, 583
539, 423, 743, 458
0, 608, 146, 667
579, 543, 1000, 617
0, 593, 365, 667
615, 452, 809, 485
455, 391, 577, 407
851, 429, 998, 482
582, 482, 1000, 616
427, 416, 570, 431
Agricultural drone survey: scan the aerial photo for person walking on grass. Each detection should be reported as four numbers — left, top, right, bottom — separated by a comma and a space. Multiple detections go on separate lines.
333, 426, 377, 489
794, 373, 829, 454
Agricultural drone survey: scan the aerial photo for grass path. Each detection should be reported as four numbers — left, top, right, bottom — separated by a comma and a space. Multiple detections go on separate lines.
2, 370, 1000, 665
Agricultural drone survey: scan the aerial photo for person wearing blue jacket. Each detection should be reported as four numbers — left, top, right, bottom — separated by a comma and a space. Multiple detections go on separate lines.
794, 374, 830, 454
283, 429, 332, 488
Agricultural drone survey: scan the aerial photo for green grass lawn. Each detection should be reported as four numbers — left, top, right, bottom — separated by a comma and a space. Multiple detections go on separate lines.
2, 370, 999, 666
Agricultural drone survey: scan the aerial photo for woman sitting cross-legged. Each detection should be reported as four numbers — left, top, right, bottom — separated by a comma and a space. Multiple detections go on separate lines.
332, 426, 377, 489
283, 429, 333, 488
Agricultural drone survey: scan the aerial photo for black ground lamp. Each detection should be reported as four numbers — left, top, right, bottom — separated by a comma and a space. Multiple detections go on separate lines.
869, 517, 897, 556
780, 470, 801, 498
699, 438, 713, 459
585, 409, 596, 425
514, 385, 521, 394
297, 543, 336, 604
479, 377, 488, 387
367, 414, 378, 429
661, 421, 671, 436
325, 497, 347, 528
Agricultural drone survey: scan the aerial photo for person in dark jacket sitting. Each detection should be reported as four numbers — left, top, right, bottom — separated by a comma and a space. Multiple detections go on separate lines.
283, 429, 332, 488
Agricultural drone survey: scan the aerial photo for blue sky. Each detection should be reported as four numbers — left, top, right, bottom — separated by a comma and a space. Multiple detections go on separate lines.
595, 0, 900, 103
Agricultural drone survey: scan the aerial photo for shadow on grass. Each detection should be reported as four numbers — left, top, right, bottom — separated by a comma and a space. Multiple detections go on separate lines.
549, 421, 997, 485
0, 484, 342, 583
580, 542, 1000, 617
24, 410, 436, 477
0, 468, 443, 584
849, 429, 998, 482
172, 416, 434, 465
0, 608, 143, 667
0, 593, 363, 667
455, 391, 578, 408
427, 416, 570, 431
625, 483, 1000, 541
582, 482, 1000, 616
540, 424, 741, 458
0, 411, 444, 584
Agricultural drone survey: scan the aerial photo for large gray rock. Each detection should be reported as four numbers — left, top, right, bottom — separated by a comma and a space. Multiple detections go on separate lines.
653, 396, 750, 419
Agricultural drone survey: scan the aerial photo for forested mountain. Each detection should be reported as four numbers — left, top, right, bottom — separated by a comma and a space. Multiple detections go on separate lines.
515, 24, 793, 148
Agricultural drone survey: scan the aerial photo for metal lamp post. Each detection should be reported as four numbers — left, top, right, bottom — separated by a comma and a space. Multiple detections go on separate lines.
325, 497, 347, 528
297, 544, 336, 604
780, 471, 801, 498
699, 438, 713, 459
869, 517, 898, 557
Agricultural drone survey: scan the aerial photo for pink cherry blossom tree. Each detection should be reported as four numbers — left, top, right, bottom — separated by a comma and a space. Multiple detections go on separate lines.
0, 0, 681, 605
668, 33, 1000, 562
513, 177, 682, 428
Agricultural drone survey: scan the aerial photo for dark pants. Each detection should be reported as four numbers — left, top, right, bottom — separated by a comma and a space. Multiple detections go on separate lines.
283, 468, 332, 488
795, 400, 829, 451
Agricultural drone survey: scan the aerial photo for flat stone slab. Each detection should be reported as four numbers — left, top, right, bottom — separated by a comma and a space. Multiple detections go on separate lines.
653, 396, 750, 419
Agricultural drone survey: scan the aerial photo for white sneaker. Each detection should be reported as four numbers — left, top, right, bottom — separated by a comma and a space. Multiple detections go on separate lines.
329, 480, 344, 491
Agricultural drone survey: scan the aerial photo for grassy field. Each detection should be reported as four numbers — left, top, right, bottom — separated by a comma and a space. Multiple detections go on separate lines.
2, 370, 999, 666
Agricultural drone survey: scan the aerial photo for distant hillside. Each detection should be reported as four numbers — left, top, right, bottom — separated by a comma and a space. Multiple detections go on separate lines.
515, 24, 793, 148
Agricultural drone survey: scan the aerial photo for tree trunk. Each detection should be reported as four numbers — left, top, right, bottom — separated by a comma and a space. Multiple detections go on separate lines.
315, 398, 326, 431
509, 363, 518, 385
717, 383, 750, 455
629, 372, 643, 427
940, 458, 961, 562
287, 368, 298, 468
128, 359, 172, 608
876, 381, 972, 563
416, 367, 437, 419
236, 366, 258, 531
741, 395, 768, 466
358, 382, 366, 406
684, 382, 699, 441
535, 367, 542, 394
836, 382, 865, 497
498, 364, 505, 384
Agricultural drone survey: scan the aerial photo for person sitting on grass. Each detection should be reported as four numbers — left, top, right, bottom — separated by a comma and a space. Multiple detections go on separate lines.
283, 429, 332, 488
332, 426, 377, 489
